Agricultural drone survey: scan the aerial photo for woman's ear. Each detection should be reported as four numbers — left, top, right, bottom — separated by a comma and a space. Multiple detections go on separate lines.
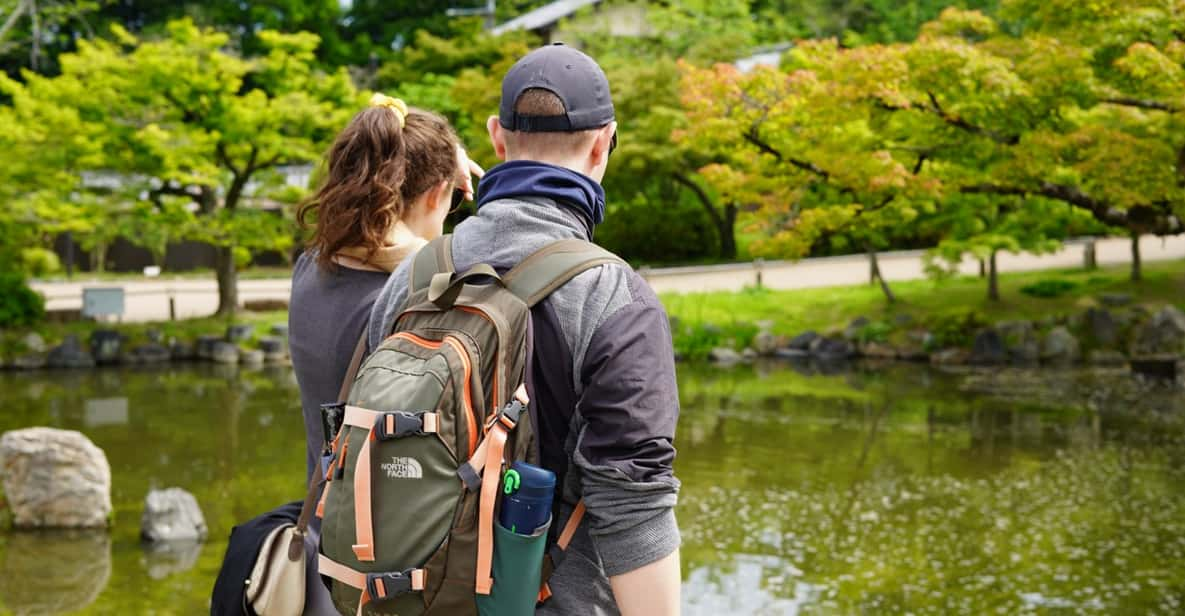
425, 180, 451, 212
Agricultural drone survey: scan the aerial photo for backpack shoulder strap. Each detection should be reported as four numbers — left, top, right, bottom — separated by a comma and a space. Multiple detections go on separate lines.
409, 234, 455, 296
503, 239, 625, 307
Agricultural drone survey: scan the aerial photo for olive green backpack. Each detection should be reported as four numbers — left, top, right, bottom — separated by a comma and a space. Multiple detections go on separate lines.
313, 236, 622, 616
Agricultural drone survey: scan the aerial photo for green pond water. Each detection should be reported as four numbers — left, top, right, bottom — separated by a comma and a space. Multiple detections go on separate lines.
0, 361, 1183, 615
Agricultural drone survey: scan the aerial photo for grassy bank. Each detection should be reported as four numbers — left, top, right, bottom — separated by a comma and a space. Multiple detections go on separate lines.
5, 259, 1183, 362
1, 310, 288, 357
661, 260, 1185, 359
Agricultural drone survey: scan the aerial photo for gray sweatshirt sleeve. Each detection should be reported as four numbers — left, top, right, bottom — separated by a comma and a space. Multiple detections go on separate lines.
367, 259, 413, 352
572, 272, 681, 577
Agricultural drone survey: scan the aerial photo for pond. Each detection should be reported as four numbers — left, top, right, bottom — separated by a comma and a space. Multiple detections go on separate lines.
0, 361, 1182, 615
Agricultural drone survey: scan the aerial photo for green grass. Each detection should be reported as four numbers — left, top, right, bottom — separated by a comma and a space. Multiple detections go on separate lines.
662, 260, 1185, 358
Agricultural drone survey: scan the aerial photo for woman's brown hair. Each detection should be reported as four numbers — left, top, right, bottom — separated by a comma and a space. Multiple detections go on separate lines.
299, 102, 460, 270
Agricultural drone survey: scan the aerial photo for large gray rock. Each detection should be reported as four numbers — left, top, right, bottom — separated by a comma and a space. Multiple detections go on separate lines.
1085, 308, 1119, 347
930, 348, 970, 366
21, 332, 47, 353
210, 342, 240, 365
0, 428, 111, 528
809, 336, 854, 360
1100, 293, 1133, 307
89, 330, 123, 364
141, 488, 207, 543
195, 335, 221, 360
1042, 326, 1082, 364
751, 331, 780, 356
226, 324, 255, 343
996, 321, 1039, 365
0, 530, 110, 614
1087, 350, 1128, 366
257, 336, 285, 355
860, 341, 898, 359
787, 331, 819, 351
238, 348, 265, 367
125, 343, 171, 365
1130, 305, 1185, 357
709, 347, 742, 365
169, 340, 196, 361
970, 329, 1007, 365
774, 348, 810, 360
47, 335, 96, 369
10, 354, 47, 370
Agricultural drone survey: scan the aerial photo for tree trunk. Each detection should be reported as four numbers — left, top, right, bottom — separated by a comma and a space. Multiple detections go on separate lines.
987, 250, 1000, 301
978, 258, 986, 278
90, 241, 108, 274
215, 246, 237, 317
1083, 238, 1097, 270
1130, 233, 1142, 282
671, 172, 737, 261
720, 203, 738, 260
866, 246, 896, 303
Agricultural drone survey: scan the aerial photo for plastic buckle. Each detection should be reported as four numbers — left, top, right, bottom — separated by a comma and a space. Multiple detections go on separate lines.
365, 570, 414, 601
374, 411, 425, 441
498, 400, 525, 429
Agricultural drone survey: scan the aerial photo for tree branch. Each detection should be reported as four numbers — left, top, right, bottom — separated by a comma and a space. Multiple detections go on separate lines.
671, 172, 724, 229
925, 92, 1020, 145
0, 0, 27, 45
1101, 97, 1181, 113
742, 127, 832, 179
962, 182, 1183, 234
216, 143, 243, 177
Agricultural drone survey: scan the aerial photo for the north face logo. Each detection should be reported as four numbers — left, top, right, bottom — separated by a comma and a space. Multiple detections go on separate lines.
381, 456, 423, 479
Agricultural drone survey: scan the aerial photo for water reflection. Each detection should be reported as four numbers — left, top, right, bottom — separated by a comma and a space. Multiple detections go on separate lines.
0, 530, 111, 615
0, 363, 1181, 614
142, 540, 203, 580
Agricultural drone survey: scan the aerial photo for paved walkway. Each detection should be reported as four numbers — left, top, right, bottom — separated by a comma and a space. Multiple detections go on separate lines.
31, 235, 1185, 322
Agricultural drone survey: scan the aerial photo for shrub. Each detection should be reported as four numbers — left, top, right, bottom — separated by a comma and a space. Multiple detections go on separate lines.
856, 320, 893, 344
0, 273, 46, 328
928, 310, 987, 349
1020, 278, 1079, 298
19, 248, 62, 277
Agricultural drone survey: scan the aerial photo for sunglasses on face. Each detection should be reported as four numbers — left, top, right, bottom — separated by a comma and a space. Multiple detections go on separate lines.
609, 131, 617, 156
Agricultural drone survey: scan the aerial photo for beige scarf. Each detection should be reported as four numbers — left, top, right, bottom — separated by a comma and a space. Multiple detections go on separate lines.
332, 221, 428, 273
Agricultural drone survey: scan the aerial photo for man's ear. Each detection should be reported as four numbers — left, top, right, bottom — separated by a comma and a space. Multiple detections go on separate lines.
487, 116, 509, 160
588, 121, 617, 167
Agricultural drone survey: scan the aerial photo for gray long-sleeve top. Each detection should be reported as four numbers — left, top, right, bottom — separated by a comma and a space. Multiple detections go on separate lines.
369, 197, 681, 615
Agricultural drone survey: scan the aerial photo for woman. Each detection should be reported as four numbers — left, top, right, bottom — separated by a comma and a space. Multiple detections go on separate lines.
291, 94, 480, 483
287, 95, 479, 614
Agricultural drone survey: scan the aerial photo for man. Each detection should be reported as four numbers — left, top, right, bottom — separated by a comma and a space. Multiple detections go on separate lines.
368, 43, 681, 615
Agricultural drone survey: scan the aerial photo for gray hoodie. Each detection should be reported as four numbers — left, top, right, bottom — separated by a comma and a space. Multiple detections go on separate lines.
369, 197, 681, 615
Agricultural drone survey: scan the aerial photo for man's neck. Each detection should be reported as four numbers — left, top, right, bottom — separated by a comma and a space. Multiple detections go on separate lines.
505, 156, 593, 180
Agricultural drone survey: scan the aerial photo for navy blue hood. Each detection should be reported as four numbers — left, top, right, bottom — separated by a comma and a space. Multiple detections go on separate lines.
475, 160, 605, 232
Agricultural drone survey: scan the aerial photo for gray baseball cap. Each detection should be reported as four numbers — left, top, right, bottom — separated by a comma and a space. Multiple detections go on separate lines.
499, 42, 615, 132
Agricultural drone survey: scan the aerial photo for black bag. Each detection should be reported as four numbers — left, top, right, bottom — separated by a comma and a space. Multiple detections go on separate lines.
210, 501, 303, 615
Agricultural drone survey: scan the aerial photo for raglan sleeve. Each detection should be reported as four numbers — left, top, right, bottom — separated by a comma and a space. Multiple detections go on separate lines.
572, 270, 681, 577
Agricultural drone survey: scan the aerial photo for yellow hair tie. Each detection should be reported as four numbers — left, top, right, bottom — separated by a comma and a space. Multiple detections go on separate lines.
369, 93, 409, 127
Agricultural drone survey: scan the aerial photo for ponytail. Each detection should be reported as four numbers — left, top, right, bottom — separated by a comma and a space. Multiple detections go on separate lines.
300, 97, 458, 271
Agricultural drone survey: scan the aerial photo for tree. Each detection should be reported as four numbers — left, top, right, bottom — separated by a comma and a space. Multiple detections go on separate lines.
0, 0, 98, 73
676, 1, 1185, 297
677, 54, 940, 302
0, 19, 357, 314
